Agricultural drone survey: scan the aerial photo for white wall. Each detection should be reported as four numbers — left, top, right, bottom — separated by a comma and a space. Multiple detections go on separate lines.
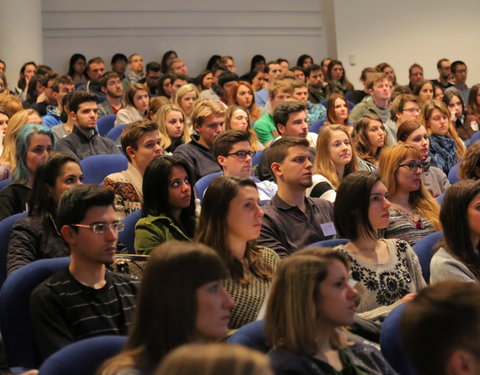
41, 0, 330, 77
333, 0, 480, 88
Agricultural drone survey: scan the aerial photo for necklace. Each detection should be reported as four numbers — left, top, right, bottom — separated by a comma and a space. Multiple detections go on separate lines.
392, 204, 424, 229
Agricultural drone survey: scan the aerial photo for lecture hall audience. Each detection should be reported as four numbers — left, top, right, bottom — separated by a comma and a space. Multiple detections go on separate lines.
2, 49, 480, 375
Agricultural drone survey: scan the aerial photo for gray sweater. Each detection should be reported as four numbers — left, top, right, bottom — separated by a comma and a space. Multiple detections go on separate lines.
430, 247, 476, 283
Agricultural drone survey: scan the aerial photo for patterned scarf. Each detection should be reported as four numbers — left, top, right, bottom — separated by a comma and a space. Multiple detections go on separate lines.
429, 134, 457, 175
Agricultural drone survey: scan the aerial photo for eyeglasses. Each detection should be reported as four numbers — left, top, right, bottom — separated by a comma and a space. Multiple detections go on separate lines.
71, 222, 125, 233
398, 161, 425, 172
403, 108, 421, 114
226, 150, 256, 161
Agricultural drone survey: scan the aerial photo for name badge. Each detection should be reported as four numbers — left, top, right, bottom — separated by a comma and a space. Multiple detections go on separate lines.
321, 222, 337, 237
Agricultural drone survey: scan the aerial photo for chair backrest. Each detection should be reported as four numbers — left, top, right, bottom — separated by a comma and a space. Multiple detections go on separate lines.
0, 178, 11, 192
0, 257, 70, 369
380, 304, 417, 375
252, 149, 264, 166
107, 123, 127, 142
470, 131, 480, 145
309, 238, 349, 247
227, 320, 269, 353
194, 171, 222, 200
119, 209, 142, 254
412, 231, 443, 283
80, 154, 129, 184
38, 335, 127, 375
96, 114, 117, 136
447, 163, 460, 184
309, 118, 328, 134
0, 211, 28, 287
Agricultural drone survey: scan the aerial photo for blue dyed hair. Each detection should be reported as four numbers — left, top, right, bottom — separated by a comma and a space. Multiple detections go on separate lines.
13, 123, 54, 185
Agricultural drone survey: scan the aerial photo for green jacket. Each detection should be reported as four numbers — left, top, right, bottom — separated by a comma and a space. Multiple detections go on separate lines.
134, 214, 191, 255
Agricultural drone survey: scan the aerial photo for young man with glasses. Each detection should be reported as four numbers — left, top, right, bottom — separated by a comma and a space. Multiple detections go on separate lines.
30, 185, 138, 361
213, 130, 277, 201
391, 94, 420, 127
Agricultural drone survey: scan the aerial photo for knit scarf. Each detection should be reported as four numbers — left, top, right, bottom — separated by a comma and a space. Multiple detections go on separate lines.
429, 134, 457, 175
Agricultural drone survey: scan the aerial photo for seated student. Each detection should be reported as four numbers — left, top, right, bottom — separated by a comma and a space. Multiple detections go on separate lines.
322, 93, 351, 128
155, 343, 271, 375
401, 281, 480, 375
227, 81, 261, 123
213, 130, 276, 200
378, 144, 441, 246
305, 63, 327, 104
0, 108, 42, 181
224, 105, 263, 151
173, 83, 199, 128
173, 99, 225, 181
397, 120, 450, 198
195, 176, 279, 329
114, 83, 149, 126
272, 100, 318, 147
156, 104, 190, 154
291, 80, 326, 125
254, 80, 293, 146
257, 137, 335, 257
103, 120, 164, 219
98, 242, 234, 375
307, 125, 357, 202
349, 73, 396, 146
334, 171, 425, 323
352, 113, 388, 171
325, 59, 355, 96
134, 156, 196, 255
30, 185, 138, 361
266, 249, 396, 375
0, 123, 54, 221
55, 91, 120, 160
443, 89, 475, 142
391, 94, 421, 128
430, 180, 480, 283
51, 92, 75, 142
96, 72, 124, 118
41, 74, 75, 127
420, 99, 465, 175
7, 153, 82, 274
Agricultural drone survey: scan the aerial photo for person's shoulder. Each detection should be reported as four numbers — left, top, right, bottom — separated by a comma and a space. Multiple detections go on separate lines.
307, 196, 334, 209
31, 267, 72, 297
106, 270, 140, 291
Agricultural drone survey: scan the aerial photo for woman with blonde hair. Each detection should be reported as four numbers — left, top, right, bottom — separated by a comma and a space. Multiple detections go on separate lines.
266, 248, 396, 374
307, 125, 357, 202
0, 109, 42, 180
156, 103, 191, 153
224, 105, 263, 151
378, 144, 441, 246
173, 83, 199, 127
115, 83, 149, 125
420, 99, 465, 174
352, 113, 387, 171
154, 344, 271, 375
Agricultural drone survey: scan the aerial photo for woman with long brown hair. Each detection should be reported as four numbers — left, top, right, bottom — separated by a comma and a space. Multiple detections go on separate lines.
195, 176, 279, 330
